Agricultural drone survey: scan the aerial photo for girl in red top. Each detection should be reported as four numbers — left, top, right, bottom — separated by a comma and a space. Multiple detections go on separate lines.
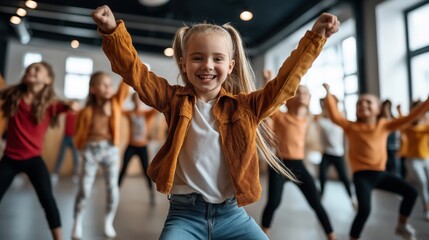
0, 62, 76, 240
323, 83, 429, 240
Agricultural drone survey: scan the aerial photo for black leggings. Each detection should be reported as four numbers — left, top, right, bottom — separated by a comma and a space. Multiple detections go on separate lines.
350, 170, 418, 238
0, 155, 61, 229
319, 153, 352, 198
261, 160, 333, 234
118, 145, 152, 190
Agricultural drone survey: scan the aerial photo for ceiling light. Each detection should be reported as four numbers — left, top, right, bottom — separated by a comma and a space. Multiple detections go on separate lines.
71, 40, 80, 49
16, 8, 27, 17
10, 16, 21, 25
25, 0, 38, 9
164, 47, 174, 57
240, 10, 253, 21
139, 0, 170, 7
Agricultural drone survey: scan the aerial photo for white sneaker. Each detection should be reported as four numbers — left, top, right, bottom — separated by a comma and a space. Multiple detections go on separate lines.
71, 220, 82, 239
395, 224, 416, 240
104, 215, 116, 238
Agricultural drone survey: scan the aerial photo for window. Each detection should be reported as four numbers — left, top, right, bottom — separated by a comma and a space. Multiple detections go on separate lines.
301, 36, 359, 120
405, 2, 429, 101
407, 3, 429, 51
64, 56, 93, 99
410, 52, 429, 100
23, 52, 42, 68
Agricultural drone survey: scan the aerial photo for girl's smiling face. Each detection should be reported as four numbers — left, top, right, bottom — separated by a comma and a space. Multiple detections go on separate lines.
356, 94, 380, 121
181, 32, 235, 102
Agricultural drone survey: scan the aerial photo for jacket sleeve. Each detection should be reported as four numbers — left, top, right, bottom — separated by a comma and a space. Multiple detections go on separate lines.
243, 31, 326, 123
100, 21, 175, 113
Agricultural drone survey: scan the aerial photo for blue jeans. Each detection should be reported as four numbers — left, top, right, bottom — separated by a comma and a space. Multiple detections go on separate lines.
160, 193, 268, 240
54, 136, 80, 175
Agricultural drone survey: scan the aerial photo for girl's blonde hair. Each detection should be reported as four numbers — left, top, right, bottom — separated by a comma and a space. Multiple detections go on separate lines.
85, 71, 109, 107
172, 23, 295, 180
0, 61, 60, 126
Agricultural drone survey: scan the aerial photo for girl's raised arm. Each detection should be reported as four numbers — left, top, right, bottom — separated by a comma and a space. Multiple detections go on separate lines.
386, 97, 429, 131
92, 5, 117, 34
92, 5, 173, 112
322, 83, 349, 128
246, 13, 339, 122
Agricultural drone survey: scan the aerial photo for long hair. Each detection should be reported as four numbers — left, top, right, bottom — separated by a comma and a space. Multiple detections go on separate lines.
0, 61, 59, 126
85, 71, 108, 107
172, 22, 295, 181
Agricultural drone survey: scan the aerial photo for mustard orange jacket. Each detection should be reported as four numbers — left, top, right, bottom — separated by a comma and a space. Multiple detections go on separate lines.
73, 82, 129, 150
100, 21, 326, 206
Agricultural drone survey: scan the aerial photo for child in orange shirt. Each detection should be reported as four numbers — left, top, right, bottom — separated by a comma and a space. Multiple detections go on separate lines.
261, 76, 336, 240
323, 83, 429, 240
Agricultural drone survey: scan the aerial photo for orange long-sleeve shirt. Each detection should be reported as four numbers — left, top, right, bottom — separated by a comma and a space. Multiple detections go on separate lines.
403, 123, 429, 159
325, 94, 429, 173
271, 110, 308, 160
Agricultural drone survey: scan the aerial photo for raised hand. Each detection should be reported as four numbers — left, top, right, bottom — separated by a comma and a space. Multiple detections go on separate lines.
311, 13, 340, 38
322, 83, 330, 93
92, 5, 117, 34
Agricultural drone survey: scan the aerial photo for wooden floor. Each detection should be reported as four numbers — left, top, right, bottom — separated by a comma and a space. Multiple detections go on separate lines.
0, 174, 428, 240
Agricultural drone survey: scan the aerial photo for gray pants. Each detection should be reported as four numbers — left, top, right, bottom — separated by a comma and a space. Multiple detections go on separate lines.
407, 158, 429, 206
73, 141, 120, 220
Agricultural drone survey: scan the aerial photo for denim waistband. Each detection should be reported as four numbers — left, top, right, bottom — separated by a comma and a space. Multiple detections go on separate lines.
169, 193, 236, 206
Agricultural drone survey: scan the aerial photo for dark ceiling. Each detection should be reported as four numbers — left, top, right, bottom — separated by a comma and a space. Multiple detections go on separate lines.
0, 0, 339, 56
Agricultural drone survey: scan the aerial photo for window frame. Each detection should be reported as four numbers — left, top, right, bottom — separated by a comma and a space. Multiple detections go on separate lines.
404, 1, 429, 102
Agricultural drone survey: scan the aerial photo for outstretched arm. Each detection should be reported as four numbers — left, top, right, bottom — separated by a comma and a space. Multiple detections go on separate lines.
322, 83, 348, 128
249, 14, 340, 122
91, 5, 173, 112
386, 97, 429, 131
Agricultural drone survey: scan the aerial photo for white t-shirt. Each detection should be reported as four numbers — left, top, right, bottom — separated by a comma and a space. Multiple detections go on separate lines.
318, 117, 345, 156
171, 99, 234, 203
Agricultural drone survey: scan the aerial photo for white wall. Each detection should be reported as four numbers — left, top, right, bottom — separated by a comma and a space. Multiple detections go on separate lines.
376, 0, 424, 112
4, 38, 179, 100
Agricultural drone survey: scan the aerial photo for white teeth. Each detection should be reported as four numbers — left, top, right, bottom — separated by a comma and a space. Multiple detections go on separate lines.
199, 74, 215, 80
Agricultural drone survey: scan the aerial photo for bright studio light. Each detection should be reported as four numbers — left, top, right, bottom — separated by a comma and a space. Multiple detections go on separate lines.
10, 16, 22, 25
240, 10, 253, 21
71, 40, 80, 49
25, 0, 38, 9
164, 47, 174, 57
16, 8, 27, 17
